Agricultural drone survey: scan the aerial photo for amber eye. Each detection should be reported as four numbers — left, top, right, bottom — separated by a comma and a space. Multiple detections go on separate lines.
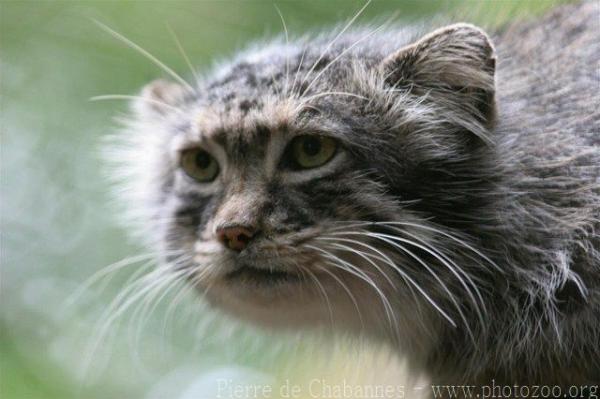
290, 135, 337, 169
180, 148, 219, 182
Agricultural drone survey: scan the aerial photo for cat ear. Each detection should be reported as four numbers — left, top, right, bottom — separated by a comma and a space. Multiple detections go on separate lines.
134, 79, 186, 117
381, 23, 496, 123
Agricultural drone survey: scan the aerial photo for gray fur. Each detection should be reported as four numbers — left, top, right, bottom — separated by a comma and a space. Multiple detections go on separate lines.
108, 1, 600, 388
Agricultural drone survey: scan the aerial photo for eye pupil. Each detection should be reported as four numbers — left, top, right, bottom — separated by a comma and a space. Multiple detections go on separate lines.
195, 151, 211, 169
302, 137, 321, 156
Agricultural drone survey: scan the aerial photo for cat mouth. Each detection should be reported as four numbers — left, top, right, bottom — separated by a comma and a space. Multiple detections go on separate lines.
225, 264, 301, 285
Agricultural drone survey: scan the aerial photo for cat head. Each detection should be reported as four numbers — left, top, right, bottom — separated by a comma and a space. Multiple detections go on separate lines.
111, 23, 497, 340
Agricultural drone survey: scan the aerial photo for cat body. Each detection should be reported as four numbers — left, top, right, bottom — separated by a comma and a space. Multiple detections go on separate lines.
109, 1, 600, 388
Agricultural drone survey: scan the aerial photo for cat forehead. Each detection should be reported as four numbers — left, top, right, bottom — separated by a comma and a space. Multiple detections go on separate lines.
175, 32, 390, 147
191, 96, 300, 144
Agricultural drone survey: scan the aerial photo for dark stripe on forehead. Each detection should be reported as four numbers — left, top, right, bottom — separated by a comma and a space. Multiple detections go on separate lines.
225, 125, 271, 163
211, 123, 273, 164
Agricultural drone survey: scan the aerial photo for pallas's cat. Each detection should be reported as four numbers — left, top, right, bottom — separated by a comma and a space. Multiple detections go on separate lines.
107, 1, 599, 387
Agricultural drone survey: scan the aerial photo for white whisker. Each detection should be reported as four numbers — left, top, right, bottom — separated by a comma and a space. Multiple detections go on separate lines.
80, 262, 173, 380
274, 4, 291, 94
166, 22, 200, 84
300, 0, 372, 90
314, 264, 365, 332
302, 22, 386, 97
63, 252, 160, 312
162, 263, 214, 336
305, 243, 398, 335
318, 234, 457, 328
93, 20, 195, 93
90, 95, 185, 115
291, 47, 307, 96
363, 232, 477, 342
128, 266, 191, 366
303, 266, 335, 328
321, 240, 397, 289
318, 237, 423, 316
376, 221, 502, 273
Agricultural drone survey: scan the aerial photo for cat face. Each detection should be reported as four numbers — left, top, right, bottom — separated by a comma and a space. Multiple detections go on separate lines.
147, 93, 407, 331
112, 24, 497, 337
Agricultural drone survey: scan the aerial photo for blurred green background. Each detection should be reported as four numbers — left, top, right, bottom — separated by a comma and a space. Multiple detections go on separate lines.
1, 1, 562, 398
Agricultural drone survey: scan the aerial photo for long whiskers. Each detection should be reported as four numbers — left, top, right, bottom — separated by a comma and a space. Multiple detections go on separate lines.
64, 252, 161, 313
353, 231, 478, 342
93, 20, 195, 93
305, 243, 399, 338
370, 233, 484, 325
328, 220, 501, 273
299, 0, 372, 93
274, 4, 291, 95
316, 236, 425, 321
161, 262, 216, 338
291, 47, 307, 96
320, 240, 397, 290
316, 235, 457, 329
129, 260, 197, 357
314, 264, 365, 332
316, 219, 499, 338
89, 95, 185, 115
300, 22, 386, 98
80, 253, 191, 381
302, 265, 335, 328
166, 22, 200, 84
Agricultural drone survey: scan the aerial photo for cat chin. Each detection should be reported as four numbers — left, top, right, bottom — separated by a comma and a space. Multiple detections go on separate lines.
203, 284, 335, 329
200, 275, 396, 335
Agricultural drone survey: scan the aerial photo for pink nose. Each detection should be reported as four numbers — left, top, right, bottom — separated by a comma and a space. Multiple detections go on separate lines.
216, 225, 255, 251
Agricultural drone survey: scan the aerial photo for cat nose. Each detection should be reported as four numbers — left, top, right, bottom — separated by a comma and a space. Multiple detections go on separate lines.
216, 225, 256, 252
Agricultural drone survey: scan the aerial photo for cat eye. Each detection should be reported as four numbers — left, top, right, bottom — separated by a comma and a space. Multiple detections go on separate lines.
180, 148, 219, 182
290, 135, 337, 169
